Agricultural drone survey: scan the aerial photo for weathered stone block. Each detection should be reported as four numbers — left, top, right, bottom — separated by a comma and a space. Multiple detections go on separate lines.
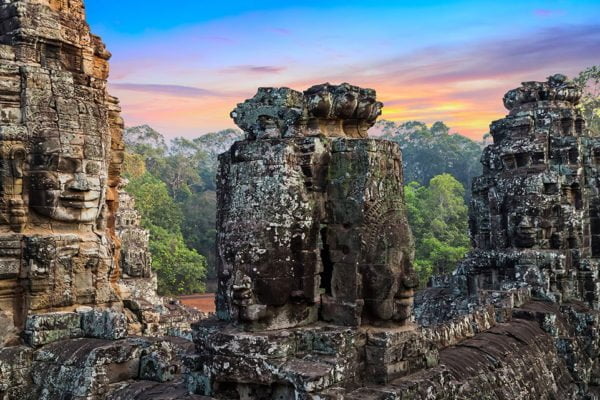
320, 295, 363, 326
0, 346, 33, 394
23, 312, 83, 347
81, 309, 128, 340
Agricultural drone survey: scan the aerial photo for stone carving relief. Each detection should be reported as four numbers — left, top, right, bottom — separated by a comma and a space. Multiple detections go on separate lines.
218, 84, 416, 331
460, 74, 600, 307
0, 0, 126, 334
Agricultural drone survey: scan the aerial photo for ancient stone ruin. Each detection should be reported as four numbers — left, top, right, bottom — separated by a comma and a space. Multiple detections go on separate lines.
0, 0, 127, 345
187, 76, 600, 398
217, 83, 417, 331
413, 75, 600, 397
2, 0, 600, 399
464, 74, 596, 305
0, 2, 204, 399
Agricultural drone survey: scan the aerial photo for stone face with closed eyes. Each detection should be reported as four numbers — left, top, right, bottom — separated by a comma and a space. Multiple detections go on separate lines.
218, 85, 416, 331
0, 0, 168, 346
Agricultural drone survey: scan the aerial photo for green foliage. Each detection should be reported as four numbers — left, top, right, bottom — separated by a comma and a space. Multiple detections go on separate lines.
123, 152, 147, 179
405, 174, 470, 286
574, 66, 600, 136
377, 120, 484, 199
179, 191, 218, 277
125, 173, 182, 232
125, 171, 206, 295
147, 224, 206, 296
124, 125, 243, 289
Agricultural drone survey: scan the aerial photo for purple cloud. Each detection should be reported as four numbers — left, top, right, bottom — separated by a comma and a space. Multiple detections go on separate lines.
221, 65, 287, 74
268, 27, 291, 35
110, 83, 218, 98
534, 9, 564, 17
377, 24, 600, 86
452, 24, 600, 80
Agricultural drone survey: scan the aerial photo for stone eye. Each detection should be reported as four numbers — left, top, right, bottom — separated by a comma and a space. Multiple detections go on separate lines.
47, 154, 60, 170
86, 162, 100, 175
57, 157, 77, 173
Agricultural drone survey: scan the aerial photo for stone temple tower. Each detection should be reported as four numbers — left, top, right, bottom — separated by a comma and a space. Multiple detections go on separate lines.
192, 84, 424, 397
460, 74, 600, 308
0, 0, 174, 347
0, 0, 125, 338
215, 83, 417, 331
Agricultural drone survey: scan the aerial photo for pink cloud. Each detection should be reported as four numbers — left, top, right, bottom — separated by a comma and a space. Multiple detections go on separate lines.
109, 23, 600, 141
110, 83, 219, 98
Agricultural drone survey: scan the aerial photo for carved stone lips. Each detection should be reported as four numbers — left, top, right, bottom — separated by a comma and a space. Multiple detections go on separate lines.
60, 192, 100, 208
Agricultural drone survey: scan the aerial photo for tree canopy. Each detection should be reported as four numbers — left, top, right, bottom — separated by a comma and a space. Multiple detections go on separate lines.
405, 174, 470, 286
122, 126, 243, 293
375, 120, 484, 199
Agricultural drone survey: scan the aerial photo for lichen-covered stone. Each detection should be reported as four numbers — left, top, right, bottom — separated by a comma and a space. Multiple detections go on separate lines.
458, 75, 599, 306
217, 86, 416, 331
80, 309, 128, 340
107, 379, 211, 400
25, 337, 194, 400
23, 312, 83, 347
230, 83, 383, 140
0, 346, 33, 399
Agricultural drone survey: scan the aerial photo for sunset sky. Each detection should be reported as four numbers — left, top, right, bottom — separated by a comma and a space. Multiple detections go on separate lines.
86, 0, 600, 140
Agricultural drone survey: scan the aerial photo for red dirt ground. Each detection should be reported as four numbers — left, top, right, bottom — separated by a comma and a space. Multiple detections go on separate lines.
178, 293, 216, 313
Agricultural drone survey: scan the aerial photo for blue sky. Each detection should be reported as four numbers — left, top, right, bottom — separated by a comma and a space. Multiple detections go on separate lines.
85, 0, 600, 139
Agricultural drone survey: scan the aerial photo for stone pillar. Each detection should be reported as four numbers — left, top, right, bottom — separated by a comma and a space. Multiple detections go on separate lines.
216, 83, 417, 331
322, 139, 416, 326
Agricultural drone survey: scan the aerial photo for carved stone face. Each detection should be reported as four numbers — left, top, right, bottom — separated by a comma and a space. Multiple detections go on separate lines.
122, 249, 149, 278
513, 214, 537, 248
333, 86, 359, 118
360, 210, 416, 324
28, 143, 106, 223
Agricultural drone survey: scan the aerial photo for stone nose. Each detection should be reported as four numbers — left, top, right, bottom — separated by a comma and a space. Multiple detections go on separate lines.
67, 173, 91, 191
